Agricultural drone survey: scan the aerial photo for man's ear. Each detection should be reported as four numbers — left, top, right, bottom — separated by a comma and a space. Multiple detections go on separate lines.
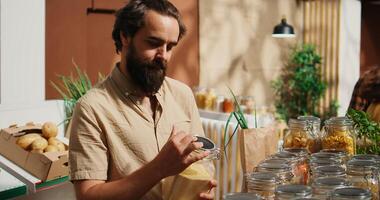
120, 32, 130, 47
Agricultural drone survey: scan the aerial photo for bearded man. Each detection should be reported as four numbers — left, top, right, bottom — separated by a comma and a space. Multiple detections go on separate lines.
68, 0, 216, 199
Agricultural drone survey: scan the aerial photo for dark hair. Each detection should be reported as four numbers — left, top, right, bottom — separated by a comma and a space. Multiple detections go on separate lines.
112, 0, 186, 54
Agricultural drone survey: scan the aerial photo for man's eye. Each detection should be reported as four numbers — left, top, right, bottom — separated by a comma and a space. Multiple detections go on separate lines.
148, 41, 160, 47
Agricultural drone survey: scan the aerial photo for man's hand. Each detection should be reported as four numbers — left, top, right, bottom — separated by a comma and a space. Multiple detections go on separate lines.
200, 179, 217, 200
152, 126, 210, 178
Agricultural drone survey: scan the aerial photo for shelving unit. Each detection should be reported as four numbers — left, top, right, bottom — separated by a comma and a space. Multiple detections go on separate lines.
0, 167, 27, 199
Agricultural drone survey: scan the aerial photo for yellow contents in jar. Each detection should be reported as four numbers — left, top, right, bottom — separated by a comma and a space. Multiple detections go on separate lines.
283, 130, 314, 151
322, 130, 354, 155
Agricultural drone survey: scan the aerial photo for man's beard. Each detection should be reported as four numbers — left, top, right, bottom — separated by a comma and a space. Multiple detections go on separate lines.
125, 44, 167, 95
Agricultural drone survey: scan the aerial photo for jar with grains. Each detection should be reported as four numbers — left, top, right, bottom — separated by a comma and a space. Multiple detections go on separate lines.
297, 116, 322, 151
283, 119, 318, 153
256, 162, 294, 185
246, 172, 277, 199
271, 151, 309, 185
240, 96, 254, 114
203, 88, 216, 110
222, 98, 234, 113
312, 177, 351, 199
346, 160, 379, 200
321, 117, 356, 156
275, 184, 312, 200
331, 187, 372, 200
223, 192, 263, 200
193, 86, 206, 109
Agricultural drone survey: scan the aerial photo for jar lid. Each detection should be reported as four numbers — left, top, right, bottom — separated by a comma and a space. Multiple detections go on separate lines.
331, 187, 371, 198
223, 192, 263, 200
311, 152, 339, 159
283, 148, 309, 156
288, 119, 308, 128
257, 163, 292, 172
325, 117, 353, 126
247, 172, 277, 183
262, 158, 290, 165
310, 158, 340, 166
314, 165, 345, 175
347, 160, 377, 171
275, 185, 312, 196
320, 149, 347, 157
271, 151, 298, 159
194, 136, 220, 160
297, 115, 321, 123
352, 154, 380, 161
313, 177, 350, 187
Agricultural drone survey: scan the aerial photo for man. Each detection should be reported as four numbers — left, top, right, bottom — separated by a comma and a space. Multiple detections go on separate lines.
68, 0, 216, 199
349, 65, 380, 122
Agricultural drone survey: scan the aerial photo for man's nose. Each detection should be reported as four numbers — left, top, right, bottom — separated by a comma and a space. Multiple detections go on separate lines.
156, 46, 168, 61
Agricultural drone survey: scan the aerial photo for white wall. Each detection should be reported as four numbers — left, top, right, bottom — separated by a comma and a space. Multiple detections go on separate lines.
338, 0, 361, 115
0, 0, 45, 105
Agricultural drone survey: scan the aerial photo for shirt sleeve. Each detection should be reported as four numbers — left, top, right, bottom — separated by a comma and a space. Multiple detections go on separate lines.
68, 100, 109, 181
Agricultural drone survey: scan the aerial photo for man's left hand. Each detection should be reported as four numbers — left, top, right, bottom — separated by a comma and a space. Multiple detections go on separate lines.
199, 179, 217, 200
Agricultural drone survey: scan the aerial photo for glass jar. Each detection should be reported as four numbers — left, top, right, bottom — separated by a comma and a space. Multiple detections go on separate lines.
223, 192, 263, 200
310, 158, 342, 173
283, 119, 317, 153
312, 177, 351, 199
193, 86, 206, 109
322, 117, 356, 156
331, 187, 372, 200
346, 160, 379, 200
275, 184, 312, 200
203, 88, 216, 111
271, 151, 309, 185
246, 172, 277, 199
297, 116, 322, 152
320, 149, 349, 164
256, 163, 294, 185
194, 136, 221, 160
313, 165, 346, 180
213, 95, 225, 112
240, 96, 255, 114
222, 98, 234, 113
351, 154, 380, 162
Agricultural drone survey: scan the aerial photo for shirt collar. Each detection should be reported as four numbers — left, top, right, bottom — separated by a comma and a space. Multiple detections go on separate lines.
110, 63, 164, 98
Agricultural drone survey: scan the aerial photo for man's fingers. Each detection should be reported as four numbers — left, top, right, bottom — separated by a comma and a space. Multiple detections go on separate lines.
199, 191, 214, 200
183, 150, 209, 165
183, 141, 203, 156
208, 179, 217, 188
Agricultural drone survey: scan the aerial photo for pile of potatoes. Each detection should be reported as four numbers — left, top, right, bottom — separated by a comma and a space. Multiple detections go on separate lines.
16, 122, 66, 153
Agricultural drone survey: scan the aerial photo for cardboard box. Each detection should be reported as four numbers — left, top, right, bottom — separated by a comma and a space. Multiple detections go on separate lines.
0, 124, 68, 181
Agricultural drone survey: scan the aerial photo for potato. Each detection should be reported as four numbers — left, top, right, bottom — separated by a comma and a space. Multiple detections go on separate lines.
42, 122, 58, 138
16, 133, 42, 150
31, 138, 48, 150
56, 142, 66, 152
44, 145, 59, 153
48, 137, 66, 151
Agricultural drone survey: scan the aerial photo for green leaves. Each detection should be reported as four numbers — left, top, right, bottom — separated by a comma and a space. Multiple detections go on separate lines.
347, 108, 380, 154
51, 60, 104, 126
271, 43, 337, 122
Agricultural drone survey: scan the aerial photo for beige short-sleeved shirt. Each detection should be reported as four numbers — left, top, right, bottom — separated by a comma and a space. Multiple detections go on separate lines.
68, 66, 205, 199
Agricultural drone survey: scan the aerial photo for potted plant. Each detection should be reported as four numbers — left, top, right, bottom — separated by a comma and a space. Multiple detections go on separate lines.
272, 43, 338, 122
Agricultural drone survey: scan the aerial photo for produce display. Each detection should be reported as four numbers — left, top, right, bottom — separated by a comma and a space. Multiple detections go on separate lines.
15, 122, 66, 153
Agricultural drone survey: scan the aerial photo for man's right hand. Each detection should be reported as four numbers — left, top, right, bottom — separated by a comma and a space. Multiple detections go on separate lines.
152, 126, 210, 178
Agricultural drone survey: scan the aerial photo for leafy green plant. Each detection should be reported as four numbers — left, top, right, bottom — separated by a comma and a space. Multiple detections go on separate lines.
272, 43, 338, 122
51, 60, 104, 126
223, 87, 250, 158
347, 108, 380, 154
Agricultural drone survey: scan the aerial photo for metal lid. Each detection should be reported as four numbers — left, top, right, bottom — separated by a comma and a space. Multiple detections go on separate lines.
275, 185, 312, 196
297, 115, 321, 123
315, 165, 345, 175
195, 136, 215, 150
347, 160, 377, 171
288, 119, 309, 129
257, 163, 292, 172
248, 172, 277, 183
271, 151, 298, 159
262, 158, 290, 165
325, 117, 353, 126
310, 158, 340, 166
284, 148, 309, 156
313, 177, 350, 187
311, 152, 339, 159
223, 192, 263, 200
352, 154, 380, 161
320, 149, 347, 157
331, 187, 371, 198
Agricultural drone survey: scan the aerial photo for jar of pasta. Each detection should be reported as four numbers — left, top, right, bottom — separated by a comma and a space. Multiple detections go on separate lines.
273, 151, 309, 185
346, 160, 379, 200
283, 119, 317, 153
321, 117, 356, 156
297, 116, 322, 152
